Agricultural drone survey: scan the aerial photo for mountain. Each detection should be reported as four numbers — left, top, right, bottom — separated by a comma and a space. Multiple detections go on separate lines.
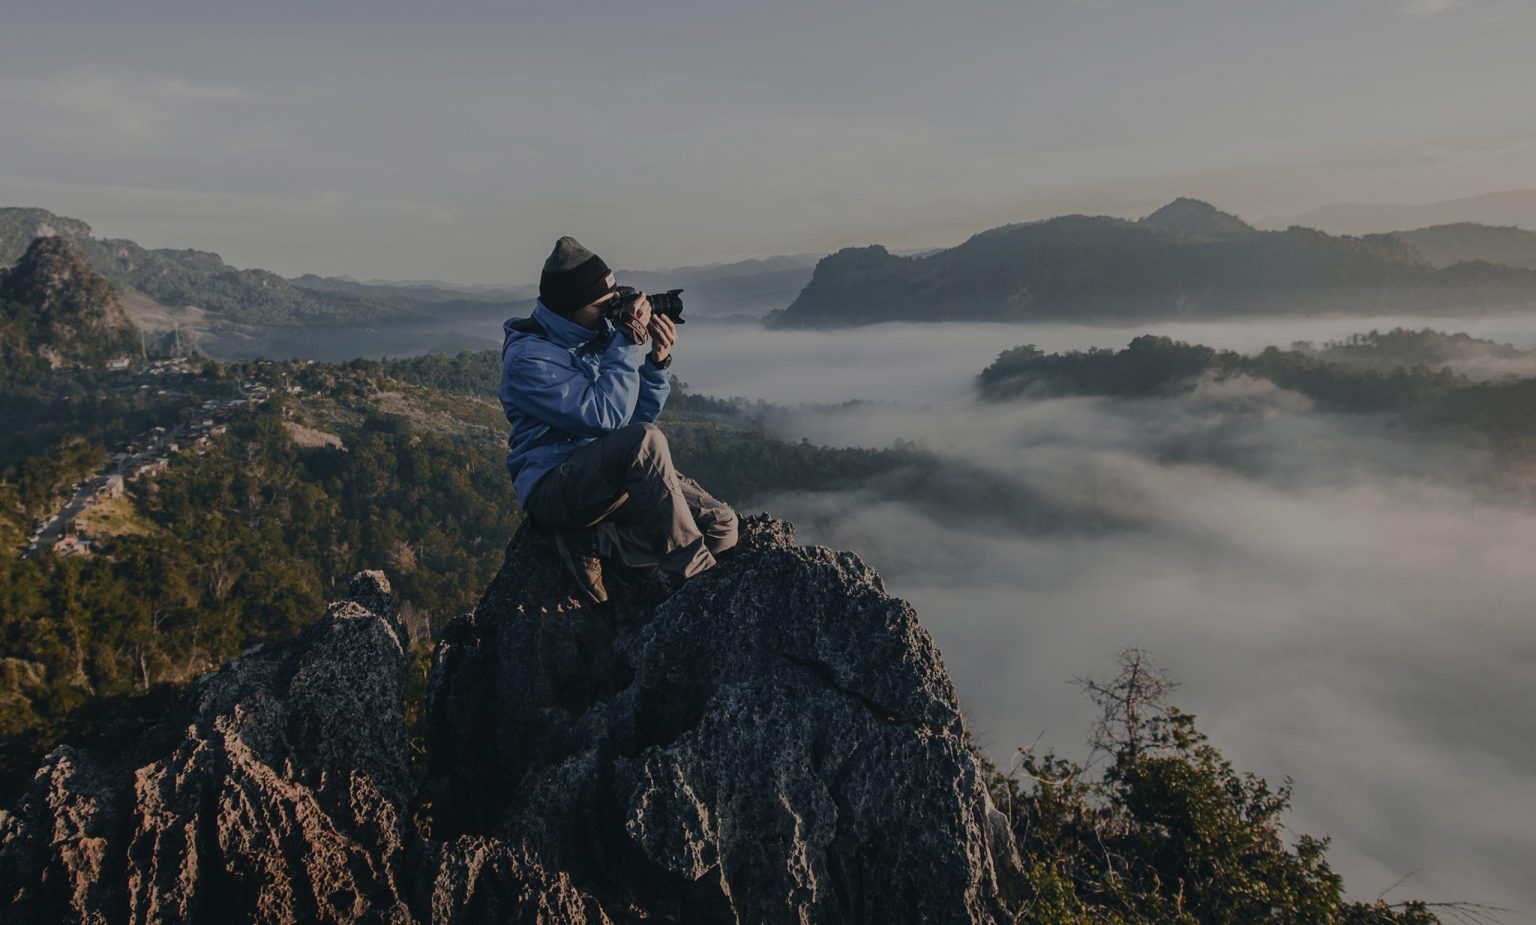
0, 208, 413, 326
768, 198, 1536, 329
0, 520, 1020, 923
0, 236, 138, 369
1391, 223, 1536, 270
1138, 197, 1256, 240
1263, 189, 1536, 235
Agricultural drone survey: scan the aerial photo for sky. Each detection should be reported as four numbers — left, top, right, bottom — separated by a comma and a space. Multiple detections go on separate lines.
2, 0, 1535, 282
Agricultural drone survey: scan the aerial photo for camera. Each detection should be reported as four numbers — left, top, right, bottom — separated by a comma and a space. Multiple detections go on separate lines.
604, 287, 686, 328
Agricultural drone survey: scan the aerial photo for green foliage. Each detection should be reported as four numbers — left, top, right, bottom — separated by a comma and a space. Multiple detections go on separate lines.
1308, 328, 1532, 376
378, 349, 502, 396
0, 398, 521, 790
986, 650, 1448, 924
976, 332, 1536, 453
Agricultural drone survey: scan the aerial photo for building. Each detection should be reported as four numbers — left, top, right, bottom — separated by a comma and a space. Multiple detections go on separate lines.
53, 535, 91, 557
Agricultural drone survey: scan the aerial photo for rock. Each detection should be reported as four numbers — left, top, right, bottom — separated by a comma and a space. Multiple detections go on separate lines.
428, 514, 1017, 923
0, 574, 415, 924
0, 518, 1022, 924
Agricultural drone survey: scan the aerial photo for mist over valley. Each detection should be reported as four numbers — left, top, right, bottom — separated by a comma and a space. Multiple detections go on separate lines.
665, 317, 1536, 917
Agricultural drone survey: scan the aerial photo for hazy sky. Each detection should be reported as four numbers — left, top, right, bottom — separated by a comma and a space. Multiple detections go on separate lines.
3, 0, 1535, 281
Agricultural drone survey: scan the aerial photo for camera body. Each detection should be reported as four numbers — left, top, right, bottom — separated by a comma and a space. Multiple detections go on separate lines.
604, 287, 686, 328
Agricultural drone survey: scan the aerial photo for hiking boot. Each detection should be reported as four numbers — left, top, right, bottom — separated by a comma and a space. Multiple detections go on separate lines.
554, 531, 608, 605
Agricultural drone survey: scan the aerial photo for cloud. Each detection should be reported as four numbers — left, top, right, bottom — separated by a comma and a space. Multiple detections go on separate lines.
669, 317, 1536, 915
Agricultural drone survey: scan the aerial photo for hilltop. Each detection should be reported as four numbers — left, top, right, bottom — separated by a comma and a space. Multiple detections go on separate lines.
1138, 197, 1257, 240
0, 236, 138, 371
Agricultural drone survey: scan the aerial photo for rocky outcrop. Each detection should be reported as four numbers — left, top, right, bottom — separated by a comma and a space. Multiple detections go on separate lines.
0, 572, 415, 924
0, 519, 1021, 923
0, 236, 138, 366
429, 514, 1017, 923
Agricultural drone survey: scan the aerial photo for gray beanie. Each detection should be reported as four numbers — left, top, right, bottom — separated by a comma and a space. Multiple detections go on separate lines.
539, 236, 616, 313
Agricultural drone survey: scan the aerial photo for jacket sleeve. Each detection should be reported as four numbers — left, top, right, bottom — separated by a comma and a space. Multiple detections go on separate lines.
503, 335, 648, 437
632, 356, 672, 424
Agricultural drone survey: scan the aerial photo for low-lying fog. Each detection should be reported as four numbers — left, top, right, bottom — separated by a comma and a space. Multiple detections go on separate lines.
668, 317, 1536, 918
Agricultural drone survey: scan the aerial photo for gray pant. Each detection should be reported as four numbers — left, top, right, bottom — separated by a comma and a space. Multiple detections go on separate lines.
524, 422, 738, 578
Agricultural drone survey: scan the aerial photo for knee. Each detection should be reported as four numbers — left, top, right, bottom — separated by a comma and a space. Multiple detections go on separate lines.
635, 421, 665, 448
702, 505, 739, 555
614, 421, 665, 450
623, 421, 672, 467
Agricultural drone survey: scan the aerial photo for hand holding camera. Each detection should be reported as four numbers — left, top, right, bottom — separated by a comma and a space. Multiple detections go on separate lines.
649, 313, 677, 364
606, 287, 686, 349
621, 293, 652, 345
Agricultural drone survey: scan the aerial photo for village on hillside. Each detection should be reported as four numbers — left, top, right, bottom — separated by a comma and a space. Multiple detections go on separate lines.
23, 358, 284, 558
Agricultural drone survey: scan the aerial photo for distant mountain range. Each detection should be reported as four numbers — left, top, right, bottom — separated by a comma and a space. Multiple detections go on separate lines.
1390, 223, 1536, 270
1261, 189, 1536, 236
11, 200, 1536, 344
0, 208, 817, 340
768, 198, 1536, 329
0, 207, 419, 327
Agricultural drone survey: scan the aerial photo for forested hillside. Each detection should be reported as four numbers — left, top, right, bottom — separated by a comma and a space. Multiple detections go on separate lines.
977, 328, 1536, 453
0, 237, 138, 371
0, 350, 923, 791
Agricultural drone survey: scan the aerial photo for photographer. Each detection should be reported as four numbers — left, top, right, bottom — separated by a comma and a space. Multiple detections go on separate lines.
499, 236, 738, 604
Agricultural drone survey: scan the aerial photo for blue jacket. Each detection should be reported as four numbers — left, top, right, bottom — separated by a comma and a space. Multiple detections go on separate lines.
500, 300, 671, 502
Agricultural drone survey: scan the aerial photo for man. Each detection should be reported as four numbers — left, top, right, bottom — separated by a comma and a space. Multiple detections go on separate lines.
499, 236, 738, 604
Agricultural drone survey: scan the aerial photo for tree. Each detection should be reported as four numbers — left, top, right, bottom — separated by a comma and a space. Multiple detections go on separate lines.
985, 649, 1477, 924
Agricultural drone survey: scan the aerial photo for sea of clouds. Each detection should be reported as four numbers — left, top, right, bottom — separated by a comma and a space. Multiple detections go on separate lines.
671, 316, 1536, 918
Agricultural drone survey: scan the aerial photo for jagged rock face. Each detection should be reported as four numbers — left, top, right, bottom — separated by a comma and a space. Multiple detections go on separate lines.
429, 515, 1016, 924
0, 572, 416, 924
0, 521, 1021, 924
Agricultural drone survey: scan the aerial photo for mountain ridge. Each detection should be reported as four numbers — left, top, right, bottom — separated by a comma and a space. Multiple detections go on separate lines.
768, 198, 1536, 329
0, 207, 426, 326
